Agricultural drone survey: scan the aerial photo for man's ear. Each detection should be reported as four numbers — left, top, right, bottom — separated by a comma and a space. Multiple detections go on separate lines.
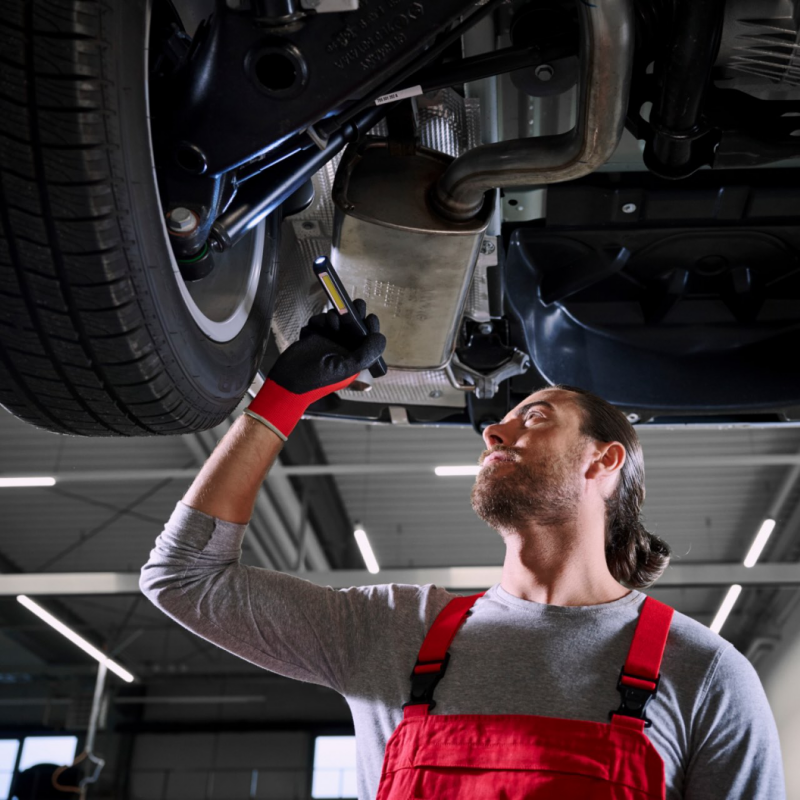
586, 442, 626, 481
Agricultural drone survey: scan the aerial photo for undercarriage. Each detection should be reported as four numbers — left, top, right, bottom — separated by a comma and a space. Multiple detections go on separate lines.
2, 0, 799, 435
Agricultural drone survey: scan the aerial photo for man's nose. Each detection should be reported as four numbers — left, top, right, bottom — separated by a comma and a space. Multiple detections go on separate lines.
482, 419, 511, 448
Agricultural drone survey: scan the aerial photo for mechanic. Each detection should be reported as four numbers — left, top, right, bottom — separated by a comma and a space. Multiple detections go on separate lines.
141, 302, 785, 800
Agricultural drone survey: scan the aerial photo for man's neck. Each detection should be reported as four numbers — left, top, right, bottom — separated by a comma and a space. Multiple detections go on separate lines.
498, 514, 629, 607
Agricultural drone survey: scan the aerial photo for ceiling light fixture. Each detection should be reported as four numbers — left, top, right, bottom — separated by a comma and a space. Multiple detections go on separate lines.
709, 584, 742, 635
17, 595, 135, 683
434, 466, 481, 477
743, 519, 777, 568
0, 477, 56, 488
353, 526, 380, 574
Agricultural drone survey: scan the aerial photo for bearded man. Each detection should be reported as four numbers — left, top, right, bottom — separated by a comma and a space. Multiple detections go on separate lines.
141, 304, 785, 799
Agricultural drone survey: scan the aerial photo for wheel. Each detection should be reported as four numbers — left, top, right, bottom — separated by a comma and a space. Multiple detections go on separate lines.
0, 0, 279, 436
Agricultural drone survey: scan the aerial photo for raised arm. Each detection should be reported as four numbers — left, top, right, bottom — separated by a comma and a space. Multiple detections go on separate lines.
140, 302, 386, 691
183, 414, 282, 523
182, 298, 385, 524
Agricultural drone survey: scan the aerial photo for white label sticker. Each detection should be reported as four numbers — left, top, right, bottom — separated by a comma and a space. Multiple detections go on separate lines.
374, 85, 424, 105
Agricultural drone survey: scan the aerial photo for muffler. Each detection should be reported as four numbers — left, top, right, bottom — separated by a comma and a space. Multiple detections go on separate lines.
331, 140, 493, 370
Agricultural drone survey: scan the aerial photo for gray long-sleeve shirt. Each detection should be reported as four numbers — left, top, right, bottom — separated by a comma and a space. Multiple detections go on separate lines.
140, 502, 786, 800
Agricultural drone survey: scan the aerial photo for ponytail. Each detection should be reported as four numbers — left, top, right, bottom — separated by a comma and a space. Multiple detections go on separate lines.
553, 385, 672, 589
605, 518, 671, 589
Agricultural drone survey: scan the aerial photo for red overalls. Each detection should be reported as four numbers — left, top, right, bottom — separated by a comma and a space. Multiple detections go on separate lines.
375, 593, 674, 800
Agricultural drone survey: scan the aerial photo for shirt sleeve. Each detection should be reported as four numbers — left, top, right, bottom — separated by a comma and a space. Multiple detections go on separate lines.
139, 501, 420, 695
683, 645, 785, 800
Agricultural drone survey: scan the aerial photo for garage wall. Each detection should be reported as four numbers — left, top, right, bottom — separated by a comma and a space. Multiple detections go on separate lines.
128, 731, 312, 800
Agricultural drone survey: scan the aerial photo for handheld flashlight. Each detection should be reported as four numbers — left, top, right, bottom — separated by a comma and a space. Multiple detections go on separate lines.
313, 256, 388, 389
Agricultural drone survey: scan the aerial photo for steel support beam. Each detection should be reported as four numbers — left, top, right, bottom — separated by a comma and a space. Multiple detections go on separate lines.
3, 563, 800, 596
5, 454, 800, 485
0, 547, 112, 666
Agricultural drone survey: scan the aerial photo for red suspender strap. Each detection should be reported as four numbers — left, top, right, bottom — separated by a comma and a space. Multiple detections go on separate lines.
611, 596, 674, 730
416, 593, 485, 668
402, 592, 485, 716
623, 596, 674, 687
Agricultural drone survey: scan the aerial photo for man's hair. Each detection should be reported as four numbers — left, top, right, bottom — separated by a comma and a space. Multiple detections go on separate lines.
552, 385, 671, 589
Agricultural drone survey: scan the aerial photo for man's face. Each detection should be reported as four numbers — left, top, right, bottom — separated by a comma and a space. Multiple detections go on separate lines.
470, 389, 591, 530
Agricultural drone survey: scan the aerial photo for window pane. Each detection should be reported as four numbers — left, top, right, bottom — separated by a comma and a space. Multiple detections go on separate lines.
0, 742, 19, 773
311, 736, 357, 799
0, 771, 14, 800
311, 769, 340, 799
18, 736, 78, 772
313, 736, 356, 769
340, 768, 357, 797
0, 740, 20, 800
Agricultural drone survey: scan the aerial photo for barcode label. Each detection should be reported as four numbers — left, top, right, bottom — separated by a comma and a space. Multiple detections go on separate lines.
374, 85, 423, 105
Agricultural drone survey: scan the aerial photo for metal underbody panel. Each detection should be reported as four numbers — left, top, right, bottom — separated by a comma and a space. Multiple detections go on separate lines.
270, 2, 800, 424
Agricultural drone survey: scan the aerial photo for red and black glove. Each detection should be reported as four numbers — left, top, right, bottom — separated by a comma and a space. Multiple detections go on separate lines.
244, 298, 386, 440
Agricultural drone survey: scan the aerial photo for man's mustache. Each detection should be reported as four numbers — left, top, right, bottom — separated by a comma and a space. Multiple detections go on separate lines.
478, 446, 520, 466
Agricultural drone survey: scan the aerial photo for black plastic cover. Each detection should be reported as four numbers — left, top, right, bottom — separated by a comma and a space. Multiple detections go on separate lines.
503, 178, 800, 415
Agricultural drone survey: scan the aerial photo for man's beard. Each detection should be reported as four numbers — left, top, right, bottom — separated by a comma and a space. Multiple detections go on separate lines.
470, 442, 585, 530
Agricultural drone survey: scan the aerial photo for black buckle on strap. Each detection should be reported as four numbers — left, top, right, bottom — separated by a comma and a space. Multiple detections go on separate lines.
402, 651, 451, 712
609, 667, 660, 728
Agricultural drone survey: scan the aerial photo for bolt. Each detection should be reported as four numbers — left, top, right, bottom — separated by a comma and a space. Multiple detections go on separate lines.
626, 413, 640, 424
478, 322, 493, 335
429, 389, 443, 399
480, 239, 496, 256
621, 203, 637, 214
168, 207, 198, 234
535, 64, 554, 82
301, 220, 316, 230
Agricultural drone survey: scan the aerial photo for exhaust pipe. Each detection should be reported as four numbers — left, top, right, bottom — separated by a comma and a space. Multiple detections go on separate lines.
431, 0, 634, 222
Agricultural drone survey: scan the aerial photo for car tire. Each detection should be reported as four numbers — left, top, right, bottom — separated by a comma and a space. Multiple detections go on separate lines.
0, 0, 279, 436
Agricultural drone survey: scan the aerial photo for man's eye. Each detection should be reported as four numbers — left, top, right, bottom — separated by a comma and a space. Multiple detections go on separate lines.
525, 413, 543, 423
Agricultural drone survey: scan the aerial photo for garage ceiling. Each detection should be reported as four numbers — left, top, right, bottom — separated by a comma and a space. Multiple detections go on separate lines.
1, 406, 800, 684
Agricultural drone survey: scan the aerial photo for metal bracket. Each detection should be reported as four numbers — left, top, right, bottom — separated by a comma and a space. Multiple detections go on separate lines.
305, 124, 330, 151
446, 348, 530, 399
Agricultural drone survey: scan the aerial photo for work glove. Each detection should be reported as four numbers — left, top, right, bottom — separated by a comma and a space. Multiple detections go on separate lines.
244, 298, 386, 440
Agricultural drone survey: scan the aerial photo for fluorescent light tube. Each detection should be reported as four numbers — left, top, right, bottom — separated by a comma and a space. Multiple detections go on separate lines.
743, 519, 776, 568
709, 584, 742, 635
354, 527, 380, 574
17, 595, 135, 683
0, 477, 56, 488
435, 466, 481, 477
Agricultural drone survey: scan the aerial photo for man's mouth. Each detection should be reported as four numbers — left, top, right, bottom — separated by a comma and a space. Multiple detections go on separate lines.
482, 452, 515, 468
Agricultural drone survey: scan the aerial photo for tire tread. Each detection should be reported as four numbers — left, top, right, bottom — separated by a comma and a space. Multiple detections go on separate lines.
0, 0, 187, 435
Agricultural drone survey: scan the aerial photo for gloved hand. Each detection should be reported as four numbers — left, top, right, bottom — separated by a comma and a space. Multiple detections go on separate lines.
244, 298, 386, 440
